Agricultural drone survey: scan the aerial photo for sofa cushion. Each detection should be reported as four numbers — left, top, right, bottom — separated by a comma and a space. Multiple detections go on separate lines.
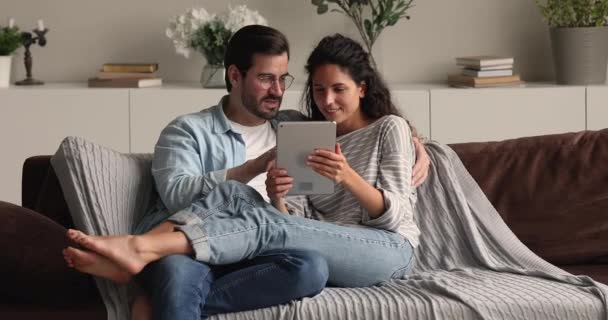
0, 201, 99, 306
451, 129, 608, 265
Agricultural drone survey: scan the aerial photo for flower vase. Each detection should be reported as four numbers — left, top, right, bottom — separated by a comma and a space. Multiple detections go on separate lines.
200, 64, 226, 88
0, 55, 12, 88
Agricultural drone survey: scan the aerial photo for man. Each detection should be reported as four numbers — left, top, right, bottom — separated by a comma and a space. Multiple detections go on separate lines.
130, 25, 330, 320
74, 25, 430, 320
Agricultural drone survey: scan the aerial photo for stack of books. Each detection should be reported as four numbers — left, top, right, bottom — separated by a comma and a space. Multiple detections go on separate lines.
448, 56, 523, 88
88, 63, 162, 88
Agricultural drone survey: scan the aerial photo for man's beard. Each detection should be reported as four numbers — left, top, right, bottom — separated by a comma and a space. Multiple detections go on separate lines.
241, 91, 282, 120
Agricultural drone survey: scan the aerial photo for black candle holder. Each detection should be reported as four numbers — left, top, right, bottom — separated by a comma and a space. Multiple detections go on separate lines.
15, 28, 48, 86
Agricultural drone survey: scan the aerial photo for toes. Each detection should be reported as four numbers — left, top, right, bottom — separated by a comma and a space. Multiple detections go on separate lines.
64, 246, 81, 260
66, 246, 84, 257
63, 248, 75, 267
67, 229, 95, 249
67, 229, 78, 239
67, 229, 86, 242
66, 247, 88, 268
63, 247, 72, 258
67, 230, 81, 244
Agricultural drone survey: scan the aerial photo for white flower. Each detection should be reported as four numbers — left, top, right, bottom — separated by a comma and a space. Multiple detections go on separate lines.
166, 7, 215, 58
224, 5, 268, 32
166, 5, 267, 59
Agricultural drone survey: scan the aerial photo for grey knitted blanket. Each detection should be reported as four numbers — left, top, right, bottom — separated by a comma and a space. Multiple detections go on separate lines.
51, 137, 608, 320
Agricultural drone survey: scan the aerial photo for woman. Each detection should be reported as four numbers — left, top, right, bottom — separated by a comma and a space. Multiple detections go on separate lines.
64, 34, 420, 288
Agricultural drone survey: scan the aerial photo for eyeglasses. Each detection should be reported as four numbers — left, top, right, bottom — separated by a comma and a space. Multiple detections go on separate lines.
255, 73, 295, 90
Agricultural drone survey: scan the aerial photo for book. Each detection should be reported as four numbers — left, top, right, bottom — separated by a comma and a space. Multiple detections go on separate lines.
88, 77, 162, 88
462, 68, 513, 77
447, 74, 521, 87
449, 81, 525, 88
102, 63, 159, 73
456, 56, 514, 68
96, 71, 158, 79
468, 64, 514, 71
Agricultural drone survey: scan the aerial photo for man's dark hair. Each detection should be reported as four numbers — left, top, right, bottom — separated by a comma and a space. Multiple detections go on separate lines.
224, 25, 290, 91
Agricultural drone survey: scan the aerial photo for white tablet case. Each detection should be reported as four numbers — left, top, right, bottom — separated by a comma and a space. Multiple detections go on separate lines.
276, 121, 336, 195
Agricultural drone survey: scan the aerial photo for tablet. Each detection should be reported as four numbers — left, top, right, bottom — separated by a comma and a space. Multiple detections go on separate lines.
276, 121, 336, 195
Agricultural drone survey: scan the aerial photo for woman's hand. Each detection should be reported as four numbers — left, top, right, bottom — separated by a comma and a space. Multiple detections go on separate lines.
412, 137, 430, 187
265, 160, 294, 203
306, 143, 353, 185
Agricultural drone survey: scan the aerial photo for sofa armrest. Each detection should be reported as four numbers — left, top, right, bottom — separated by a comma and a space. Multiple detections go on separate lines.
0, 201, 99, 306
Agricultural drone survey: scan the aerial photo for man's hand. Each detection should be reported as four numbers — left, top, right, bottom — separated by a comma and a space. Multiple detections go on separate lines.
412, 137, 430, 187
252, 148, 276, 176
227, 148, 276, 184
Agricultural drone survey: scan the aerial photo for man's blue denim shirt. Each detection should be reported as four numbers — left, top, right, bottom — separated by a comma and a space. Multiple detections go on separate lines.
134, 96, 306, 233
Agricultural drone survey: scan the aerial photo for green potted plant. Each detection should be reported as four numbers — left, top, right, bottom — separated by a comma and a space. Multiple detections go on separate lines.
0, 22, 22, 88
535, 0, 608, 84
311, 0, 414, 70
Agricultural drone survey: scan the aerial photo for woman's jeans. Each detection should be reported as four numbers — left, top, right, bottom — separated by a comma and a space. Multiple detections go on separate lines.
136, 249, 328, 320
170, 181, 415, 288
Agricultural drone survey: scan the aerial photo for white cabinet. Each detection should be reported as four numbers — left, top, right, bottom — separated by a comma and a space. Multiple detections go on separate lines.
129, 85, 430, 153
279, 90, 306, 111
587, 86, 608, 130
1, 82, 603, 205
430, 86, 587, 144
129, 86, 305, 153
392, 89, 431, 139
0, 85, 129, 205
130, 85, 226, 153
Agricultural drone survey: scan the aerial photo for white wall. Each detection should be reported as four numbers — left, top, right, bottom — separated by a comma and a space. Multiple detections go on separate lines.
1, 0, 554, 85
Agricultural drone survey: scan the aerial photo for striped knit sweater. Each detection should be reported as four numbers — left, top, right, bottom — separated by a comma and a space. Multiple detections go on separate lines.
286, 115, 421, 247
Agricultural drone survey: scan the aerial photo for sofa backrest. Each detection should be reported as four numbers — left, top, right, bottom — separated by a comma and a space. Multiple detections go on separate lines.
23, 129, 608, 266
451, 129, 608, 265
23, 155, 73, 229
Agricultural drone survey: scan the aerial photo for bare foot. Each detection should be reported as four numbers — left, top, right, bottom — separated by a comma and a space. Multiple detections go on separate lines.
66, 229, 151, 275
63, 247, 132, 284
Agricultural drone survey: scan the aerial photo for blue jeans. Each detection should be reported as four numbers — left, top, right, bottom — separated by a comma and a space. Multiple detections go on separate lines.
170, 181, 415, 287
136, 250, 328, 320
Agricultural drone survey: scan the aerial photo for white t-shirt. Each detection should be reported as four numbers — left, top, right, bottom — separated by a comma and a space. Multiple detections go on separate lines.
229, 120, 276, 202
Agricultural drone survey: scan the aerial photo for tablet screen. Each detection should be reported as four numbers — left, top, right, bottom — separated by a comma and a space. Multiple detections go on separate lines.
276, 121, 336, 195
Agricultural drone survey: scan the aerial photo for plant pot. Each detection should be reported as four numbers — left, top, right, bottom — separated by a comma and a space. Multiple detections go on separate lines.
0, 55, 12, 88
550, 26, 608, 85
200, 64, 226, 88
